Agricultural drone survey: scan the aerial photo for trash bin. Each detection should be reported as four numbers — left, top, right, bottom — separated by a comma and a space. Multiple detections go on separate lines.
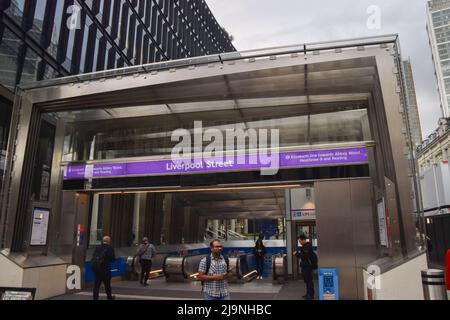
421, 269, 448, 300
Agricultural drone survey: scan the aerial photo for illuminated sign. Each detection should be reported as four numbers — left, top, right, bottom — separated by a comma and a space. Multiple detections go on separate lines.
63, 147, 368, 179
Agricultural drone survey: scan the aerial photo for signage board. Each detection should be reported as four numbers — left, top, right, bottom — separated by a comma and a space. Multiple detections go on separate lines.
319, 268, 339, 300
377, 198, 389, 247
291, 209, 316, 220
30, 207, 50, 246
63, 147, 369, 179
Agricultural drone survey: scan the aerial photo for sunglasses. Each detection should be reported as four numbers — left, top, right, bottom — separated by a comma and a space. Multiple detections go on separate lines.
213, 245, 223, 248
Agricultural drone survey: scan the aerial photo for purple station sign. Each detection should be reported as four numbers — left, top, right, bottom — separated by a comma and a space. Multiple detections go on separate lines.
63, 147, 368, 179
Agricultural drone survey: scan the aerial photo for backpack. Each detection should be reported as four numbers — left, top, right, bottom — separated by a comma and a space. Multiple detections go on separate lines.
91, 247, 107, 274
201, 255, 230, 289
309, 251, 318, 270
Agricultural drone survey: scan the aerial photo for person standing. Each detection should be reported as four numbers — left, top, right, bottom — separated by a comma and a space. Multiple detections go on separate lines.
198, 239, 232, 300
91, 235, 116, 300
254, 234, 266, 279
293, 234, 316, 300
136, 236, 157, 286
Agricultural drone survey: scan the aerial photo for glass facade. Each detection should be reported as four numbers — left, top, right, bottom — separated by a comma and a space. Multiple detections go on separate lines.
57, 100, 370, 162
0, 0, 235, 207
0, 0, 235, 88
402, 60, 423, 148
428, 0, 450, 118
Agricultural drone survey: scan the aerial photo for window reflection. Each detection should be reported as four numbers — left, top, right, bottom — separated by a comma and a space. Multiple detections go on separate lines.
3, 0, 25, 24
57, 101, 371, 162
19, 47, 40, 85
30, 0, 47, 43
0, 27, 21, 90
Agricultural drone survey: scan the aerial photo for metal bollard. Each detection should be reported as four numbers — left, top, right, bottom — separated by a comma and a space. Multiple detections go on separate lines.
421, 269, 448, 300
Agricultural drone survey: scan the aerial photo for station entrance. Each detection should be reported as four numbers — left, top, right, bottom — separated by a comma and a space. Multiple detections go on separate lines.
0, 37, 425, 300
60, 171, 374, 300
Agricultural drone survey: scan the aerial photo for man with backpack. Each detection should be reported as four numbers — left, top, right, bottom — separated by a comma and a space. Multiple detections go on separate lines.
91, 235, 116, 300
293, 234, 318, 300
198, 239, 232, 300
136, 236, 157, 286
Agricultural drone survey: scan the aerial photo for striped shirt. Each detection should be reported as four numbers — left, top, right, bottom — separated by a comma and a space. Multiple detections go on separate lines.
137, 243, 156, 260
198, 254, 229, 298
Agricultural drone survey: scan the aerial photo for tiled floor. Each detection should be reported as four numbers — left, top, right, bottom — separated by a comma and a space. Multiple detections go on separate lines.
51, 277, 319, 300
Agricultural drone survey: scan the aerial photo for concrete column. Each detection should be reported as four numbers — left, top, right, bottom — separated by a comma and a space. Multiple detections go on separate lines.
285, 189, 295, 278
199, 217, 207, 242
225, 219, 228, 241
132, 194, 140, 245
161, 194, 173, 244
102, 195, 112, 239
138, 194, 147, 244
243, 219, 248, 234
230, 219, 236, 233
182, 207, 191, 243
212, 219, 219, 238
89, 194, 100, 245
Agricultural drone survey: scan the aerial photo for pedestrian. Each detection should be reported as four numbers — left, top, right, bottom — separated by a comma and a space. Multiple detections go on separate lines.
136, 236, 157, 286
254, 233, 266, 279
91, 235, 116, 300
292, 234, 317, 300
198, 239, 232, 300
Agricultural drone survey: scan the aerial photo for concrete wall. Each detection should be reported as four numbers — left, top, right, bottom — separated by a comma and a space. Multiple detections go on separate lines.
363, 253, 428, 300
22, 265, 67, 300
0, 253, 24, 287
0, 253, 67, 300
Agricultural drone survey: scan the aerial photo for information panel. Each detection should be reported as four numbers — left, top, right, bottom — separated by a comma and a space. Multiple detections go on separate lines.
319, 268, 339, 300
377, 198, 389, 247
30, 207, 50, 246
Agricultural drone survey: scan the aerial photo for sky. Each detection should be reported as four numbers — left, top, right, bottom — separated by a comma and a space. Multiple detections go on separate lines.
205, 0, 441, 138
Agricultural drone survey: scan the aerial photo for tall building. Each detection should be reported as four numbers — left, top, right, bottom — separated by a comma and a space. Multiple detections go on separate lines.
426, 0, 450, 118
402, 59, 423, 148
0, 0, 235, 201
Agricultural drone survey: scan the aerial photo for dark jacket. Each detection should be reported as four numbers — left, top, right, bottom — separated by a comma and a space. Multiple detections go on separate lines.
255, 238, 266, 256
92, 243, 116, 275
295, 242, 313, 269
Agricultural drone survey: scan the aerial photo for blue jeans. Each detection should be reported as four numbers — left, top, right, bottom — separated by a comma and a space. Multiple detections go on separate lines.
202, 292, 230, 300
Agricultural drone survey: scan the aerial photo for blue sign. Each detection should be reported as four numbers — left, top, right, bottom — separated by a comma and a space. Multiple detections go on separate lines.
319, 268, 339, 300
261, 221, 277, 239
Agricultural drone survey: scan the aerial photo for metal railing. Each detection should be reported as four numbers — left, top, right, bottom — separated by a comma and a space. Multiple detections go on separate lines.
204, 228, 248, 240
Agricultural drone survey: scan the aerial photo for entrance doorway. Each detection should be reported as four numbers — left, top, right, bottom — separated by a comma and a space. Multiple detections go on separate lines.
296, 221, 317, 248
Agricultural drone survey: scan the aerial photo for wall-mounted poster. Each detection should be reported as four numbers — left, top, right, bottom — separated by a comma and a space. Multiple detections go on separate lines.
30, 208, 50, 246
377, 198, 389, 247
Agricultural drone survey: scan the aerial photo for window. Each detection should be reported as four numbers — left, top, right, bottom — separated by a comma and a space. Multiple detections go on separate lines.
79, 17, 92, 73
3, 0, 26, 25
48, 0, 65, 58
30, 0, 48, 42
63, 25, 76, 70
33, 120, 55, 202
0, 27, 21, 90
92, 30, 101, 71
19, 47, 40, 85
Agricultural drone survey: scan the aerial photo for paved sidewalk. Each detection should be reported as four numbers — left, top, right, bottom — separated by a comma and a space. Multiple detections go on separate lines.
51, 278, 319, 300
